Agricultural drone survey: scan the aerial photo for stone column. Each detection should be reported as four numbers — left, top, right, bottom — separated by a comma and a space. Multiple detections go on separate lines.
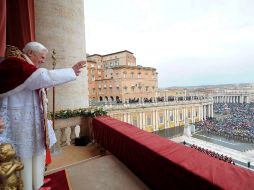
208, 104, 211, 118
127, 113, 131, 123
183, 107, 189, 124
211, 104, 214, 118
191, 107, 195, 123
152, 110, 156, 131
240, 96, 243, 103
35, 0, 88, 111
155, 110, 158, 130
203, 105, 207, 120
176, 109, 179, 126
246, 96, 249, 103
139, 112, 143, 129
123, 113, 127, 122
142, 112, 146, 129
165, 109, 169, 128
174, 109, 177, 126
201, 105, 204, 121
199, 106, 202, 121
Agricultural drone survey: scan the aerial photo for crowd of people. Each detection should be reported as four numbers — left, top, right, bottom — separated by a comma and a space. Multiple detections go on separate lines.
196, 103, 254, 143
191, 144, 235, 165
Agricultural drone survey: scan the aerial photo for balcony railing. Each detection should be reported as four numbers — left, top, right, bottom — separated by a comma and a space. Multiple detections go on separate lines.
92, 115, 254, 190
46, 112, 254, 189
53, 116, 93, 148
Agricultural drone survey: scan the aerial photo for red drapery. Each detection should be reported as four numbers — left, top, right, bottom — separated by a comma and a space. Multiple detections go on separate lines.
0, 0, 6, 57
93, 116, 254, 190
0, 0, 35, 57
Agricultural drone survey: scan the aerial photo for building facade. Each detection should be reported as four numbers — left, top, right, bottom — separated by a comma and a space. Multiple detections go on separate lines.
87, 50, 158, 103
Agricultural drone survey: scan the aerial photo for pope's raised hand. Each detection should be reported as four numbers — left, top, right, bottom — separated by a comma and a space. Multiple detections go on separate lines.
72, 61, 86, 76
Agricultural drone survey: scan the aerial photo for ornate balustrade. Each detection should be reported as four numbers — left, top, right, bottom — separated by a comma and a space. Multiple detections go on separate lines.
53, 116, 93, 148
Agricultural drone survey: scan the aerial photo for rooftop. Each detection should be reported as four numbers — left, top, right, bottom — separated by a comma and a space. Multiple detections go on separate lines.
87, 50, 134, 58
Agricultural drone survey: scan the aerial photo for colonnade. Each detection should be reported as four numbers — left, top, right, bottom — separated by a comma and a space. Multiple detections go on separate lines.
107, 100, 213, 132
213, 95, 249, 104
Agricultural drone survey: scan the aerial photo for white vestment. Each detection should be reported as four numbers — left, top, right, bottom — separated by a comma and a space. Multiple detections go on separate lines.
0, 67, 76, 189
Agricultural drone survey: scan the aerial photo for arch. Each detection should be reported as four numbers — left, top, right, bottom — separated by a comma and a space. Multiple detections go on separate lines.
110, 96, 114, 101
99, 96, 103, 101
116, 96, 122, 103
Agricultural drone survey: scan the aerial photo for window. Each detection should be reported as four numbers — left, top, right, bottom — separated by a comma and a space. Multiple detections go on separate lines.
146, 86, 149, 92
131, 72, 134, 78
180, 113, 183, 120
123, 86, 128, 93
123, 72, 127, 78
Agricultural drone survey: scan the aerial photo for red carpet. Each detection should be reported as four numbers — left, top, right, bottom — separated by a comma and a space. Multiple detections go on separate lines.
43, 170, 70, 190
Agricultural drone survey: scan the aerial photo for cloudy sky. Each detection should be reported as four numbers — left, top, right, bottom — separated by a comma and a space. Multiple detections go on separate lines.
85, 0, 254, 88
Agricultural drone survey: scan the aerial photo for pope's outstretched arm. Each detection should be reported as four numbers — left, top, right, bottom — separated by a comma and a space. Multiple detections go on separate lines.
26, 61, 86, 90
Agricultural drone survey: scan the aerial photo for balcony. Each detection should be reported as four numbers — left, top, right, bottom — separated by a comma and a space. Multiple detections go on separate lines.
45, 114, 254, 189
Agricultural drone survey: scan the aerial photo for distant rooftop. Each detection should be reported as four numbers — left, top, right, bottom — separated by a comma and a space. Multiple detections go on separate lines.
87, 50, 134, 58
113, 65, 156, 70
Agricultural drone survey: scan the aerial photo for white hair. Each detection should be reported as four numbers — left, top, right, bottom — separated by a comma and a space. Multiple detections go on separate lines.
23, 42, 48, 54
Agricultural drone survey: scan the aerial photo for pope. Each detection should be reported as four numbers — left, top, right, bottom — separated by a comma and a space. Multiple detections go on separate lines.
0, 42, 86, 190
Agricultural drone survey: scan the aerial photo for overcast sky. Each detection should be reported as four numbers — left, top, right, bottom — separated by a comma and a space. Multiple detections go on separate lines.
85, 0, 254, 88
